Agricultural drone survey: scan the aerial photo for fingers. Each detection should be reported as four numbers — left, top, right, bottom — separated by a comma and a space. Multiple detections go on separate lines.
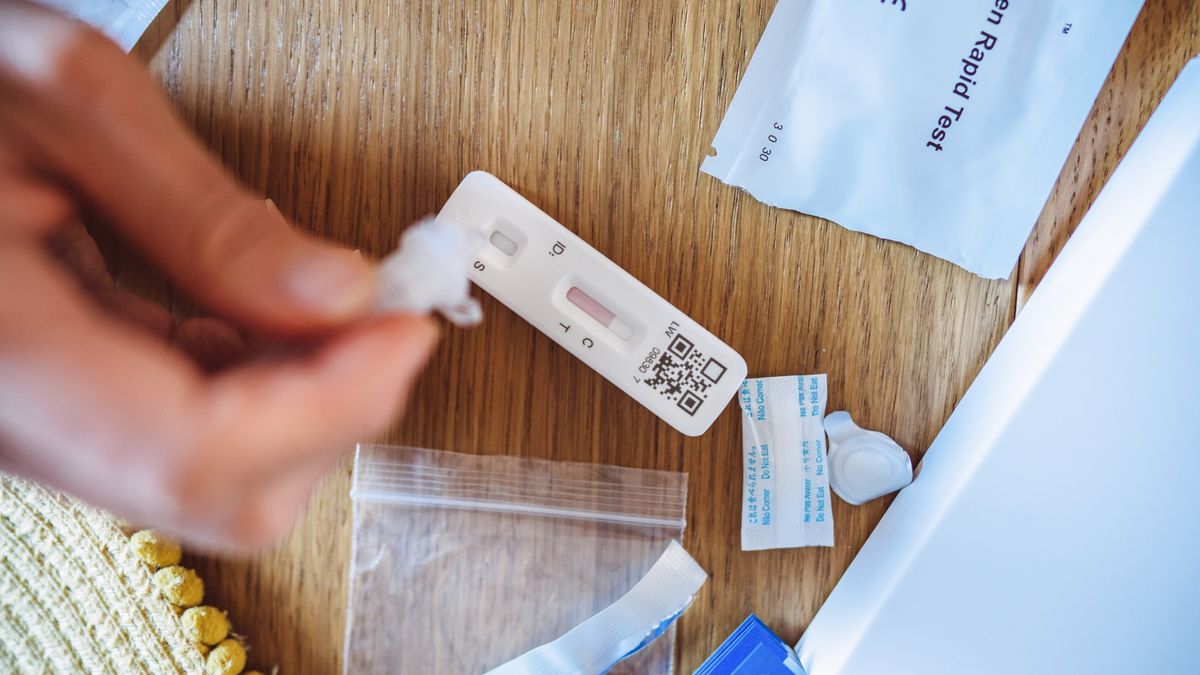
0, 243, 207, 519
0, 242, 438, 548
0, 162, 73, 237
0, 173, 73, 236
45, 221, 113, 287
172, 318, 249, 371
46, 221, 174, 338
47, 222, 259, 367
171, 314, 438, 548
203, 315, 438, 476
0, 4, 376, 335
195, 450, 344, 554
0, 3, 444, 550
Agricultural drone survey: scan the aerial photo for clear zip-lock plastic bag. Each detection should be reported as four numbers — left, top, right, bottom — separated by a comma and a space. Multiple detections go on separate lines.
344, 445, 694, 674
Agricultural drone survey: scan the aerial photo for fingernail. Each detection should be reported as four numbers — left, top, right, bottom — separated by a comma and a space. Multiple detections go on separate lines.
285, 249, 375, 317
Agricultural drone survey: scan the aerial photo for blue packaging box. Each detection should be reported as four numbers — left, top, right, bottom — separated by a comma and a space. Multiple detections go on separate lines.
694, 614, 805, 675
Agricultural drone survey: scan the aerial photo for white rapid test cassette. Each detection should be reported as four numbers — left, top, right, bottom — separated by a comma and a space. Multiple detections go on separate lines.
440, 172, 747, 436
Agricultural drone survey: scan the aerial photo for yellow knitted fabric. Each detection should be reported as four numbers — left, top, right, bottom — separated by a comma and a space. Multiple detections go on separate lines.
0, 474, 205, 674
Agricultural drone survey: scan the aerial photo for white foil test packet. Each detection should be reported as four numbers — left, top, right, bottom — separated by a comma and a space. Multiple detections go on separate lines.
740, 375, 833, 550
702, 0, 1144, 278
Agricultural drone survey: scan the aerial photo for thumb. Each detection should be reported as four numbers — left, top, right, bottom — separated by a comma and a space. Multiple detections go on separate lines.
162, 191, 378, 334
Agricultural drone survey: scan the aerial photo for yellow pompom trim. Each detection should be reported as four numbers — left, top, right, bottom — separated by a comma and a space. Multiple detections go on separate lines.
126, 529, 264, 673
181, 606, 231, 645
206, 638, 247, 675
129, 529, 182, 568
153, 566, 204, 608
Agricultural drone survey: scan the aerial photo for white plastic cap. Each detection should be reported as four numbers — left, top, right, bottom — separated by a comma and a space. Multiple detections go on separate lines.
824, 411, 913, 506
376, 217, 485, 326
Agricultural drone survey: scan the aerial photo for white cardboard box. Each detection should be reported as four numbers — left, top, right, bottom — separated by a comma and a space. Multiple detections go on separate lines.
797, 57, 1200, 675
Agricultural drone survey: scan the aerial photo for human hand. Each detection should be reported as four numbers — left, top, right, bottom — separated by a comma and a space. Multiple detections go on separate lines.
0, 1, 438, 550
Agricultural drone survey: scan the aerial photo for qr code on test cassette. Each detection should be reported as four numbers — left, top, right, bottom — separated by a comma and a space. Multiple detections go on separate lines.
642, 334, 728, 416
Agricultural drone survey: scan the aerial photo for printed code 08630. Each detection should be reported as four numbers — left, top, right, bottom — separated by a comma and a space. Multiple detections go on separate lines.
641, 333, 728, 416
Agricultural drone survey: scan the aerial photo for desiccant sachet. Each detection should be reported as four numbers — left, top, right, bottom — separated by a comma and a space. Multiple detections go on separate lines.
740, 374, 833, 550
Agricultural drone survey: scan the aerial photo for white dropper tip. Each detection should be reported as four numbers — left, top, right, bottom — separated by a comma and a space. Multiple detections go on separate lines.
824, 411, 913, 505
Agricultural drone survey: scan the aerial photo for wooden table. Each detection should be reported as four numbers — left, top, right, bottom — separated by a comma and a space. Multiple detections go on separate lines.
124, 1, 1199, 671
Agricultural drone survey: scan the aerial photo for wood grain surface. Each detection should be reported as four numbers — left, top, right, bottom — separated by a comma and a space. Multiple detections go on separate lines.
117, 1, 1200, 672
